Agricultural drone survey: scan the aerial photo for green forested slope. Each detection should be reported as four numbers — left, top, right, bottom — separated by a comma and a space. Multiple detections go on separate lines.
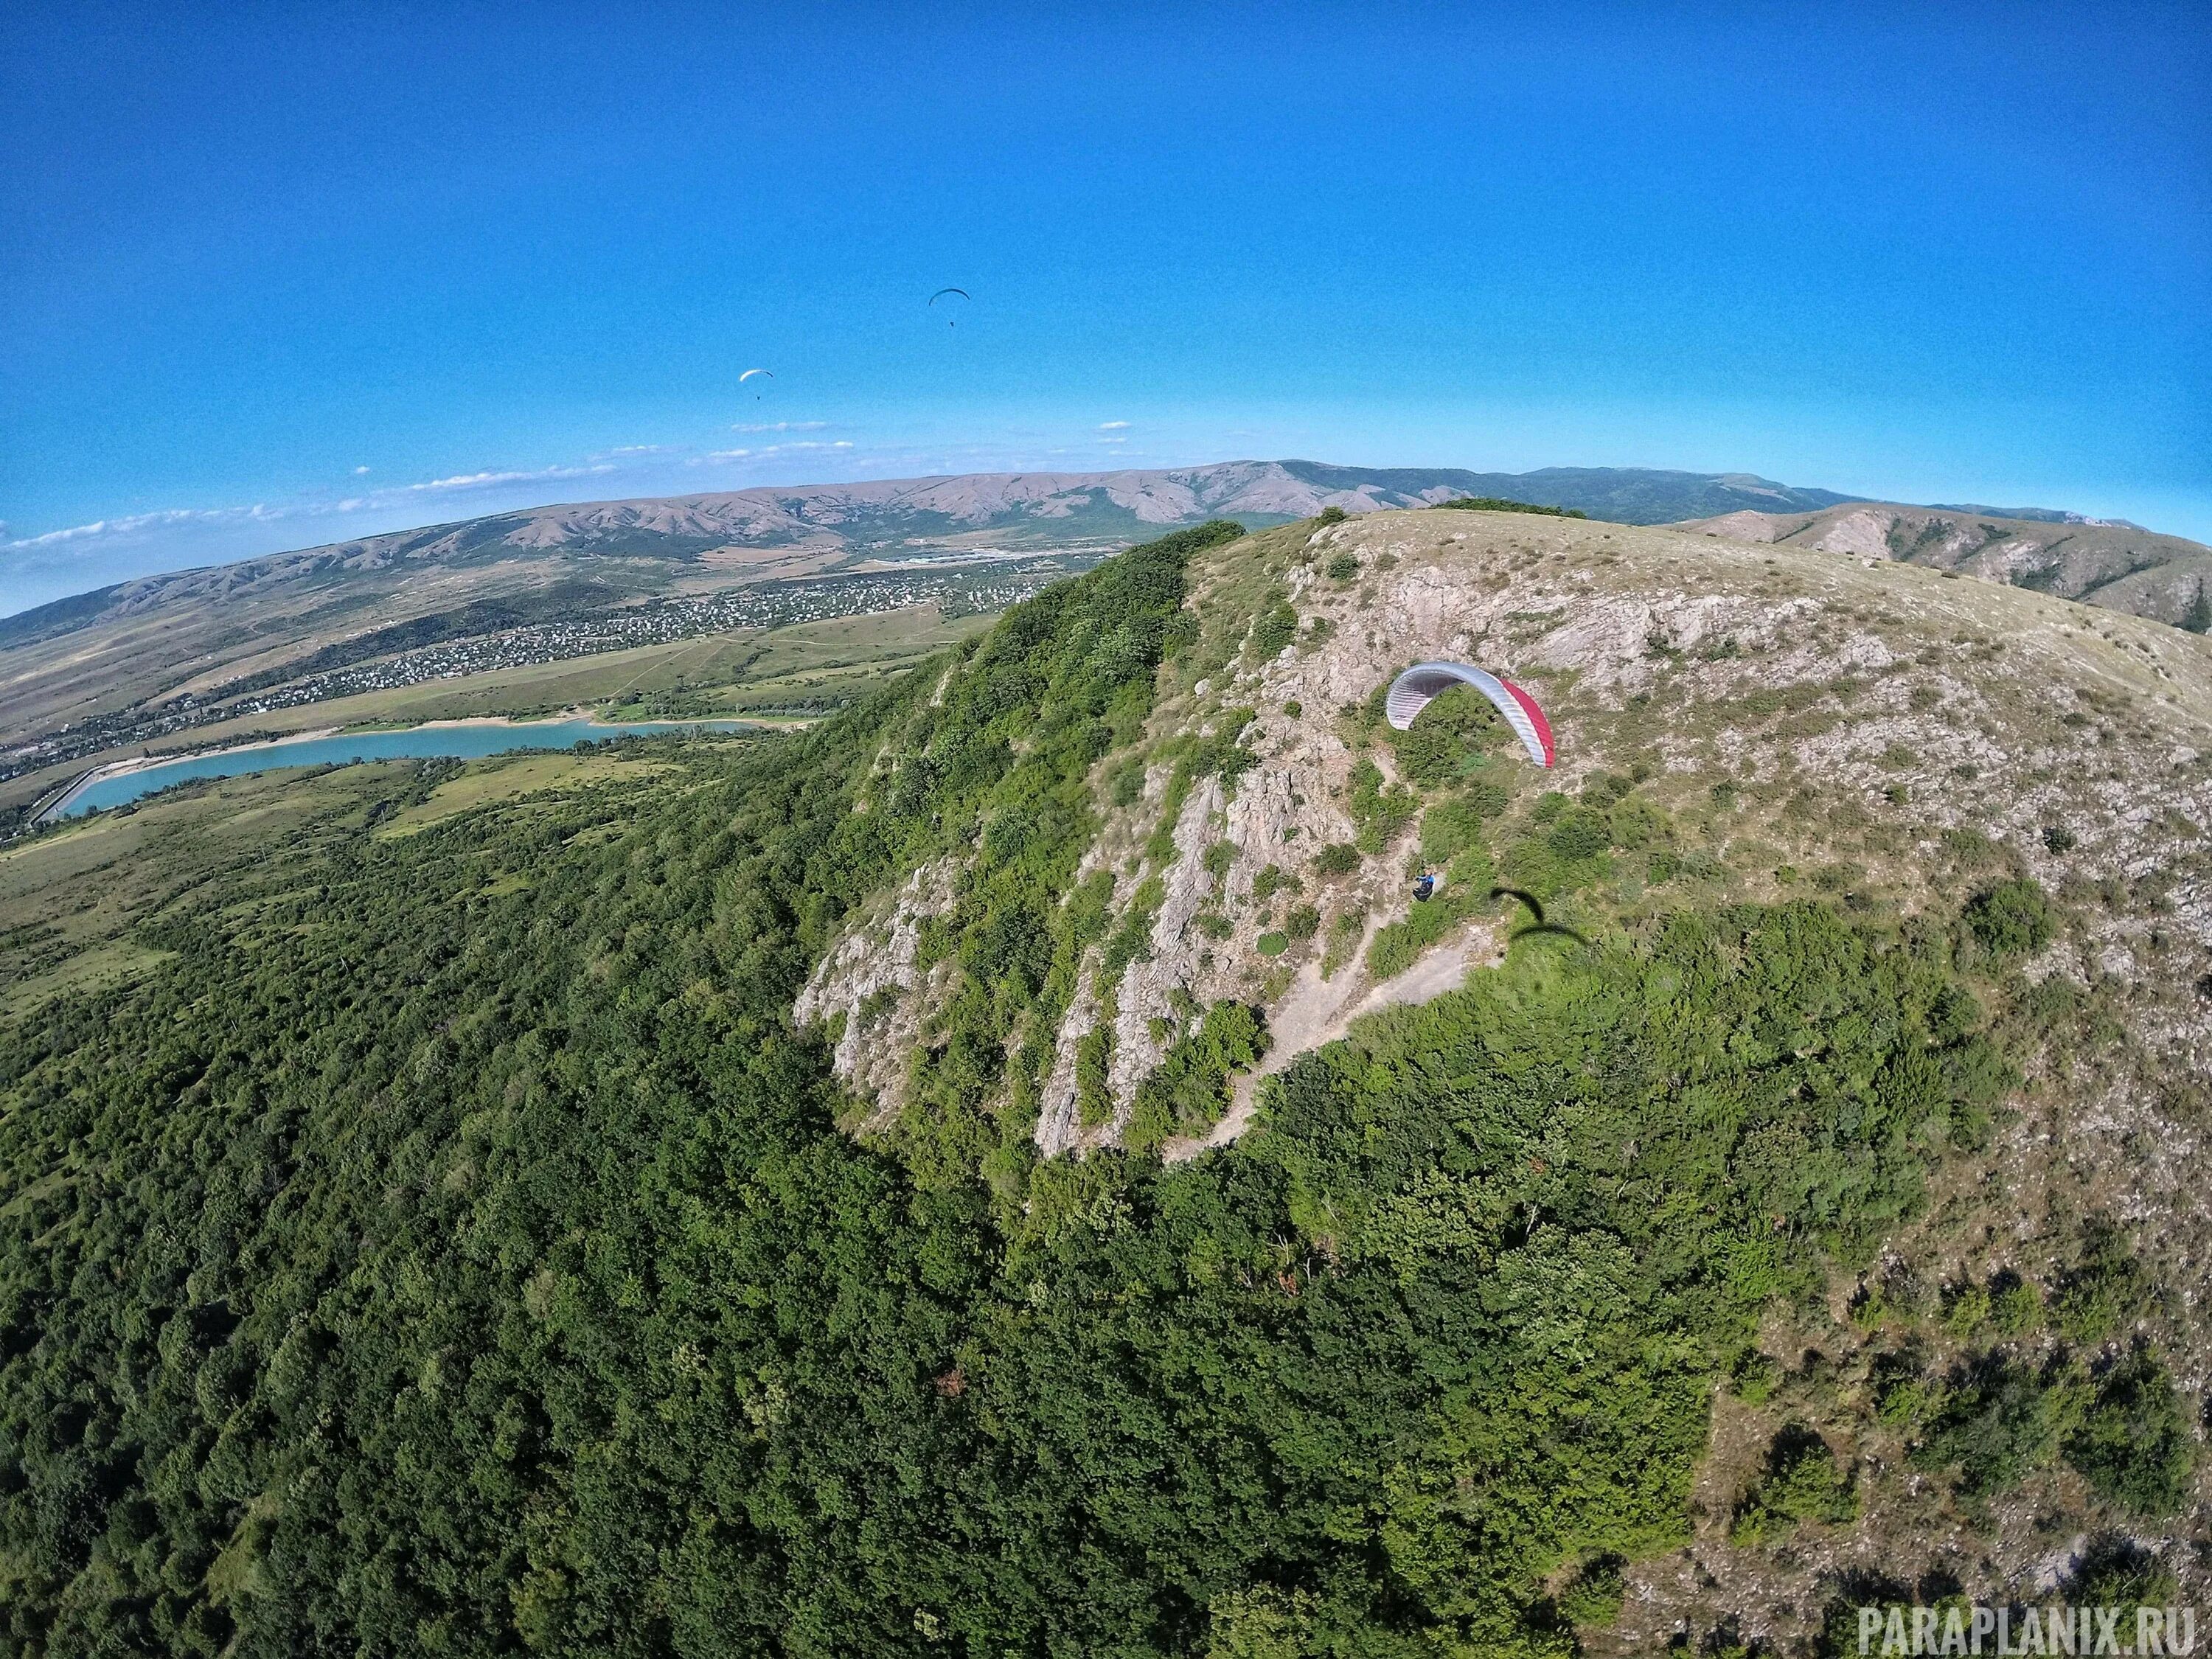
0, 526, 2185, 1656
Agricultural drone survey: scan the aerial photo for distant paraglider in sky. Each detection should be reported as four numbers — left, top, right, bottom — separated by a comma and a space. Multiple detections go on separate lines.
1385, 661, 1556, 768
739, 367, 773, 400
928, 287, 970, 325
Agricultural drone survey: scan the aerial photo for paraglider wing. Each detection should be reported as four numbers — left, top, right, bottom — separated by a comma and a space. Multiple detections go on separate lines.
738, 368, 773, 381
927, 288, 970, 305
1384, 661, 1556, 768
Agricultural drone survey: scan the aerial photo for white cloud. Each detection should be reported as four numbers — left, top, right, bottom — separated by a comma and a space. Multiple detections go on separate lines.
352, 465, 372, 475
731, 420, 829, 434
4, 507, 243, 554
1099, 420, 1130, 431
408, 463, 615, 493
605, 444, 665, 456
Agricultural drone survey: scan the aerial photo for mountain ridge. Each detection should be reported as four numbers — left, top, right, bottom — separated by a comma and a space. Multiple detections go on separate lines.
1672, 500, 2212, 630
4, 460, 1870, 644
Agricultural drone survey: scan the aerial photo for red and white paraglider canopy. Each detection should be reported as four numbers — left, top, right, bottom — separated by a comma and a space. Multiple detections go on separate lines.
1384, 661, 1556, 768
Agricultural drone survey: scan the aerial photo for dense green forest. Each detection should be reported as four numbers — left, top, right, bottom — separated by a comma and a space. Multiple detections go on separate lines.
0, 526, 2185, 1655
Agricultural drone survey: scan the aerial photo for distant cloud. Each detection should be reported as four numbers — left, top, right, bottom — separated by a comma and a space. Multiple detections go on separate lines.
730, 420, 829, 434
4, 505, 269, 555
352, 465, 372, 475
605, 444, 665, 456
692, 439, 855, 467
409, 463, 614, 493
1099, 420, 1130, 430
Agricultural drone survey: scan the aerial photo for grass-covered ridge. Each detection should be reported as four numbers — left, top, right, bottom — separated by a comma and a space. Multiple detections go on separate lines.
0, 523, 2196, 1655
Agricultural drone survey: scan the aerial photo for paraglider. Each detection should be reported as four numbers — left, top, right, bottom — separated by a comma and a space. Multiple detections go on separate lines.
1384, 661, 1555, 768
928, 287, 970, 325
739, 367, 773, 400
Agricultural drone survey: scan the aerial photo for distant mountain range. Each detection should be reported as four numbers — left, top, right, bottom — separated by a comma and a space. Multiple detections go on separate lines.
4, 461, 1874, 650
5, 462, 2205, 804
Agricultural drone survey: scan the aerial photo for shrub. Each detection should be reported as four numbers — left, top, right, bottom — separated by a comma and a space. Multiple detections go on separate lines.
1388, 686, 1501, 787
1431, 495, 1587, 519
1964, 877, 2053, 960
1256, 932, 1289, 957
1546, 808, 1610, 861
2066, 1346, 2196, 1516
1731, 1425, 1859, 1543
1251, 864, 1291, 902
1313, 505, 1348, 526
2051, 1217, 2154, 1343
1910, 1351, 2084, 1497
1312, 842, 1360, 877
1325, 552, 1360, 580
1249, 600, 1298, 658
1348, 759, 1418, 852
2040, 824, 2077, 853
1731, 1349, 1781, 1405
1125, 1000, 1266, 1153
1419, 799, 1484, 867
1558, 1556, 1625, 1627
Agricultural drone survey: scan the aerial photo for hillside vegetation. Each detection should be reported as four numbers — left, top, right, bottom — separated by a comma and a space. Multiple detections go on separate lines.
1, 512, 2208, 1656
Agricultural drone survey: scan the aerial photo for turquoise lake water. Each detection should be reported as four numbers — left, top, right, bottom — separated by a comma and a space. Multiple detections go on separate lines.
46, 720, 754, 820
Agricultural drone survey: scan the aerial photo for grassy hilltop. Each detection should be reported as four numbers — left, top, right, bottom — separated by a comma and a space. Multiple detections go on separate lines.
1, 510, 2208, 1655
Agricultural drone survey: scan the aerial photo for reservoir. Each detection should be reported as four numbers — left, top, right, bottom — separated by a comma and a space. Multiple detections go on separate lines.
42, 718, 755, 821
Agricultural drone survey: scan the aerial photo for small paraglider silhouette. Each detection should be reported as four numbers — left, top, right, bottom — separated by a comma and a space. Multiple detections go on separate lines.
739, 367, 773, 400
1489, 887, 1590, 949
928, 287, 970, 326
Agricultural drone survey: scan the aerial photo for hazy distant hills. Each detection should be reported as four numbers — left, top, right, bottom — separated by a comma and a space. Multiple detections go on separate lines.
7, 461, 2208, 810
2, 461, 1867, 650
1672, 501, 2212, 631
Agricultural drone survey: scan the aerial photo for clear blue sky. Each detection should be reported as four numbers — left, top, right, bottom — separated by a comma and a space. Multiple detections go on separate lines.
3, 2, 2206, 613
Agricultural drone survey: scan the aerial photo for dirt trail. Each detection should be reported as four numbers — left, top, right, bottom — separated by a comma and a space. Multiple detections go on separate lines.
1164, 917, 1500, 1163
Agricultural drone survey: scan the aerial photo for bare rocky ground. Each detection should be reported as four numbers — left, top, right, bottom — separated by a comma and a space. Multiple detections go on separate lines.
797, 509, 2212, 1647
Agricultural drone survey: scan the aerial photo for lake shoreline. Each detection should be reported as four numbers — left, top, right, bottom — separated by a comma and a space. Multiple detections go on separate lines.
37, 711, 761, 824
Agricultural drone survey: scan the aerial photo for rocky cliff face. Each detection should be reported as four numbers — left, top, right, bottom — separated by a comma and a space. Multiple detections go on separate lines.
795, 507, 2212, 1648
804, 508, 2209, 1155
1674, 501, 2212, 633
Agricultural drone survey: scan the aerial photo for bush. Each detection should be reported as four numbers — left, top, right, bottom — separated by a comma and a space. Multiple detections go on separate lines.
1964, 877, 2053, 960
1558, 1556, 1625, 1627
1312, 842, 1360, 877
1348, 759, 1418, 852
1419, 799, 1484, 866
1256, 932, 1289, 957
1283, 904, 1321, 941
1432, 496, 1587, 519
2051, 1217, 2154, 1343
2067, 1345, 2196, 1516
1910, 1351, 2084, 1496
1125, 1000, 1267, 1153
1546, 808, 1610, 861
1325, 552, 1360, 580
1731, 1425, 1859, 1542
1249, 599, 1298, 658
1388, 686, 1501, 787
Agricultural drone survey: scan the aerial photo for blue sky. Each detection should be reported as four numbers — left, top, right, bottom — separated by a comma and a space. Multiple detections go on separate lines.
2, 2, 2206, 613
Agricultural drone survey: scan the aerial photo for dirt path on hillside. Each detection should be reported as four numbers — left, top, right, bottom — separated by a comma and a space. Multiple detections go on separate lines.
1163, 917, 1500, 1163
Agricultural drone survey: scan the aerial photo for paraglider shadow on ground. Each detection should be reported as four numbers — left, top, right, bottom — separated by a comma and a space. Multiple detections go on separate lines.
1489, 887, 1590, 950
